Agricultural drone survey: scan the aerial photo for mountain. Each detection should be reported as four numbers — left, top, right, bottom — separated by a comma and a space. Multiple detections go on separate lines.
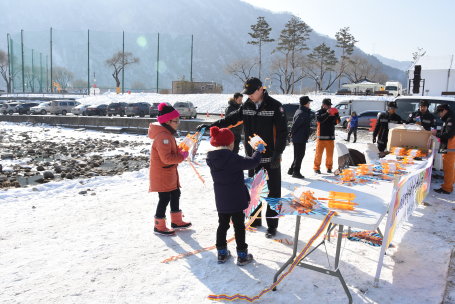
373, 54, 413, 72
1, 0, 407, 92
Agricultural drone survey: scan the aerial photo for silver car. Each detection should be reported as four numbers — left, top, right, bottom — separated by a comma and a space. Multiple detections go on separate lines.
174, 102, 197, 119
71, 104, 90, 116
30, 102, 51, 115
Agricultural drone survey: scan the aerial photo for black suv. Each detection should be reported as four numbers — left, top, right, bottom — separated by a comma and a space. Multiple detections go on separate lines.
107, 102, 127, 117
16, 103, 40, 115
282, 103, 316, 127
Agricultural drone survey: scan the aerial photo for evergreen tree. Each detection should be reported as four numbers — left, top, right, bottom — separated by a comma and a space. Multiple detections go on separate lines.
274, 16, 312, 94
248, 17, 274, 81
335, 27, 357, 89
303, 43, 338, 91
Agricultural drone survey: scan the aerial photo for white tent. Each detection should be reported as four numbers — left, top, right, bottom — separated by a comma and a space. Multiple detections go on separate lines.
407, 55, 455, 96
342, 78, 384, 93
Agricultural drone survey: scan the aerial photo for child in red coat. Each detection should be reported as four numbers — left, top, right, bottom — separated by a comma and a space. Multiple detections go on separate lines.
148, 103, 191, 236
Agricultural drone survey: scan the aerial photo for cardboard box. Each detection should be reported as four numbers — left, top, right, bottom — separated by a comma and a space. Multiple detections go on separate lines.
386, 127, 433, 153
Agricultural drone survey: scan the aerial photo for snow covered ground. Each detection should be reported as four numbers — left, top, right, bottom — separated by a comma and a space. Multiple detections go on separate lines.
1, 122, 454, 303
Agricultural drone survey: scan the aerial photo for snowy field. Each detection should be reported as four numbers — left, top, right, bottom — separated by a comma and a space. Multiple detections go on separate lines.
1, 121, 455, 303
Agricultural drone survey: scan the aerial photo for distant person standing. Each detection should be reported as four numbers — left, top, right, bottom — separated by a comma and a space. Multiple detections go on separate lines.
373, 101, 403, 152
405, 99, 436, 131
225, 92, 243, 154
433, 104, 455, 194
314, 98, 340, 174
288, 96, 312, 179
345, 111, 358, 143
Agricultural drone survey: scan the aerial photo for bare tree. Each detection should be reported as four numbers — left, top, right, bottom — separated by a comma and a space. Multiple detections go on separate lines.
105, 51, 140, 88
0, 49, 13, 93
301, 43, 338, 90
412, 47, 426, 61
343, 55, 384, 83
335, 27, 357, 89
224, 57, 259, 84
52, 66, 74, 90
269, 55, 305, 94
274, 16, 312, 94
72, 79, 89, 89
248, 17, 274, 81
130, 81, 146, 90
374, 73, 389, 84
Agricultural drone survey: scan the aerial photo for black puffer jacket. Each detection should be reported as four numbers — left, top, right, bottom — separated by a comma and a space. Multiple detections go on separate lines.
315, 107, 340, 140
373, 111, 403, 145
436, 110, 455, 153
211, 90, 288, 163
405, 110, 436, 131
225, 98, 243, 137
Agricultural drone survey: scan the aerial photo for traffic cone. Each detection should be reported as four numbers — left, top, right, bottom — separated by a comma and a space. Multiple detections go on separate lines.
207, 110, 209, 117
221, 110, 223, 118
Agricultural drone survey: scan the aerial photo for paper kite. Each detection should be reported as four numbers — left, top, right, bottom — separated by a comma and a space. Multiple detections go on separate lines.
244, 168, 269, 220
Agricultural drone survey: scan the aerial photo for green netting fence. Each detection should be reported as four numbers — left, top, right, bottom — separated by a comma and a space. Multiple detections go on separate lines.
8, 29, 193, 94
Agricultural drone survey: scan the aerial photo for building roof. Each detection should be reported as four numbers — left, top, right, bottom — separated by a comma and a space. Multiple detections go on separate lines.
408, 55, 454, 71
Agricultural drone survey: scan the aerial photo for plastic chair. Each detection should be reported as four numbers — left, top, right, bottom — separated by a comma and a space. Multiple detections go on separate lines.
367, 143, 380, 154
364, 150, 380, 163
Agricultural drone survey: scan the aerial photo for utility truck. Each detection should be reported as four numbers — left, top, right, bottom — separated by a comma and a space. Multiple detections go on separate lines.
334, 99, 388, 117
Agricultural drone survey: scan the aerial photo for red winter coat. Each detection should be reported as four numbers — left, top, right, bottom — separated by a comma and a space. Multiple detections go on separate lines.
148, 123, 183, 192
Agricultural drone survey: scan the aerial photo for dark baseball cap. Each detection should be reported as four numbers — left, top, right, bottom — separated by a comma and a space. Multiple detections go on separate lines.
299, 96, 313, 105
437, 104, 450, 112
241, 77, 263, 95
322, 98, 332, 106
388, 101, 398, 109
233, 92, 243, 99
419, 100, 430, 107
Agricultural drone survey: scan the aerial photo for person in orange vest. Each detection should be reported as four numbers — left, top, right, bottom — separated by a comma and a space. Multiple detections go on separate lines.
433, 104, 455, 194
314, 98, 340, 174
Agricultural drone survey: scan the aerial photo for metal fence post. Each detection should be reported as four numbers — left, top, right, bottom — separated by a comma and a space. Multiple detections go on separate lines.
190, 35, 193, 82
122, 31, 125, 94
50, 28, 53, 93
21, 30, 25, 93
88, 29, 90, 95
7, 33, 11, 94
156, 33, 159, 93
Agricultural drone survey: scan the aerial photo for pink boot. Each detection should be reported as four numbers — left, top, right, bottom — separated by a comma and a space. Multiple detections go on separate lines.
154, 217, 175, 236
170, 210, 192, 230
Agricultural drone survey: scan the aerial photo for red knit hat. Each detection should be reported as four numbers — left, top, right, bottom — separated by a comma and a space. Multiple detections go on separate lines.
210, 126, 235, 147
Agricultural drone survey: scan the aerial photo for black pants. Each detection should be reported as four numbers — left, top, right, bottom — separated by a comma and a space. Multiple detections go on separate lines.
377, 143, 387, 152
347, 128, 357, 142
248, 162, 280, 229
290, 143, 306, 173
216, 211, 247, 251
155, 188, 180, 218
233, 135, 241, 154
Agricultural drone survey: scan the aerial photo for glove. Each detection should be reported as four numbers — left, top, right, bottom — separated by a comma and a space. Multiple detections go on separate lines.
196, 124, 210, 132
373, 137, 376, 144
270, 152, 281, 169
255, 143, 265, 153
179, 147, 189, 160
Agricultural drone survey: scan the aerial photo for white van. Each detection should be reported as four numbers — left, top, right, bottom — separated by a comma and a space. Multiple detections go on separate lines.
385, 81, 403, 96
49, 100, 79, 115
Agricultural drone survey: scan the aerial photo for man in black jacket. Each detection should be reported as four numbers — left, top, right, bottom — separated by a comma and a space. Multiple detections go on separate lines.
373, 101, 403, 152
314, 98, 340, 174
288, 96, 312, 179
405, 99, 436, 131
225, 92, 243, 154
433, 104, 455, 194
197, 77, 288, 238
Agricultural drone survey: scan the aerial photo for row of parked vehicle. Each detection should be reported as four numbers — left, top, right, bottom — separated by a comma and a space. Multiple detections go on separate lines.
0, 100, 199, 118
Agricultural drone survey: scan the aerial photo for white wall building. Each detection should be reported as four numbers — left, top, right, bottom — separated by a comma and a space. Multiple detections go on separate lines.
407, 55, 455, 96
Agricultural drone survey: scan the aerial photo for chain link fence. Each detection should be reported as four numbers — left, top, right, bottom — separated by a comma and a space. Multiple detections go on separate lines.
8, 29, 193, 94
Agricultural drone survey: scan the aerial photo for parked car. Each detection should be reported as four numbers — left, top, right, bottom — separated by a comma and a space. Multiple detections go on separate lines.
282, 103, 316, 127
107, 102, 127, 117
71, 104, 90, 116
49, 100, 79, 115
174, 102, 197, 119
321, 90, 332, 95
2, 102, 20, 115
149, 102, 171, 117
125, 102, 150, 117
16, 103, 40, 115
86, 104, 108, 116
336, 88, 351, 95
30, 102, 51, 115
339, 110, 385, 128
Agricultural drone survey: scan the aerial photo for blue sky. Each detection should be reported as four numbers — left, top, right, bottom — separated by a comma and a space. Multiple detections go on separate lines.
242, 0, 453, 62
